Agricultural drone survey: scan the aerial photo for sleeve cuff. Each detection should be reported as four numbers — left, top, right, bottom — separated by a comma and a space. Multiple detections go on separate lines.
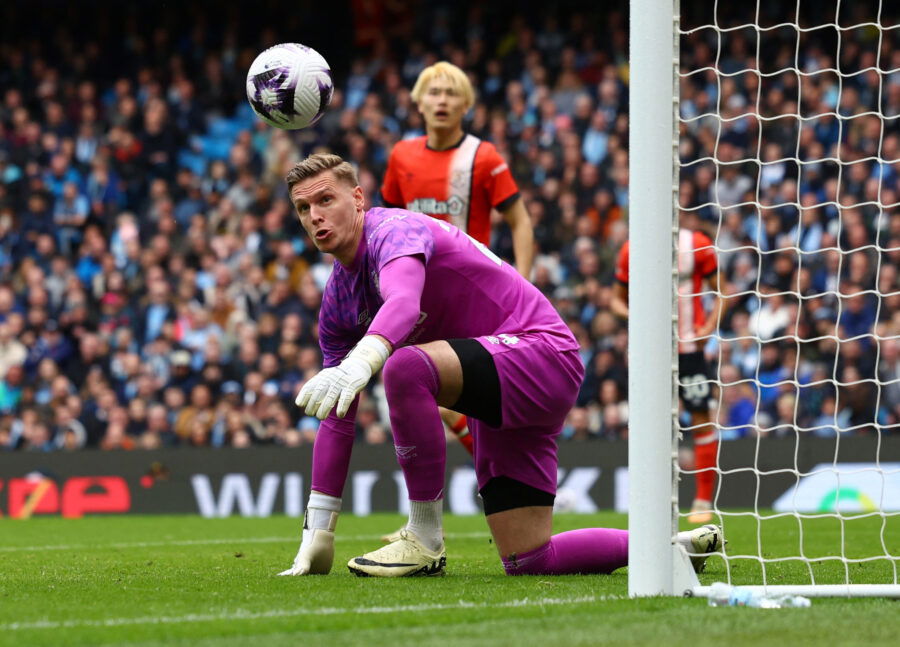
494, 192, 521, 213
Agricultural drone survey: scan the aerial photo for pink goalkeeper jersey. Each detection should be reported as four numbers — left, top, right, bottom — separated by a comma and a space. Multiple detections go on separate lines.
318, 207, 576, 367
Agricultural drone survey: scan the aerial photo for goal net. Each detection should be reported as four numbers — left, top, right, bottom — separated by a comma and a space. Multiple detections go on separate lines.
628, 0, 900, 597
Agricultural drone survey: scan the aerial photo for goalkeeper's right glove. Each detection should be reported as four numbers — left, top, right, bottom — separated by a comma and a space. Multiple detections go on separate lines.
295, 336, 390, 420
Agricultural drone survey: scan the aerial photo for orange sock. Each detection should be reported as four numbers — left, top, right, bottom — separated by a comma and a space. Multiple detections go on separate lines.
451, 415, 474, 455
693, 436, 718, 503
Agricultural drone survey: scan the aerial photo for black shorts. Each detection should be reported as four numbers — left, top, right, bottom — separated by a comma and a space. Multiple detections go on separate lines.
678, 351, 712, 414
446, 338, 502, 428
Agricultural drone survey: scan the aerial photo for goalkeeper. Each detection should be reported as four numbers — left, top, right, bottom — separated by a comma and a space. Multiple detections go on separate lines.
278, 153, 718, 577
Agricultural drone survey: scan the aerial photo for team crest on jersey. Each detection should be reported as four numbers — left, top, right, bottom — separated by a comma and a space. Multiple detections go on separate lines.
357, 310, 372, 326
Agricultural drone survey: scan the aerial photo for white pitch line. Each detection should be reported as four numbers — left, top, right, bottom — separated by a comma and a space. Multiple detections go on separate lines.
0, 531, 491, 553
1, 595, 620, 631
0, 535, 297, 553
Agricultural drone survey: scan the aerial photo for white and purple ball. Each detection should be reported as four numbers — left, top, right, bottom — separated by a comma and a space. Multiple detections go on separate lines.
246, 43, 333, 130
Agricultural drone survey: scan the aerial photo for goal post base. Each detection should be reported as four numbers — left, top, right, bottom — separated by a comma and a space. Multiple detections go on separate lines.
690, 584, 900, 599
673, 543, 701, 595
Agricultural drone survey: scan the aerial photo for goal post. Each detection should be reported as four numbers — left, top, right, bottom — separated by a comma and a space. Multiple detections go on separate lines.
628, 0, 900, 598
627, 0, 685, 597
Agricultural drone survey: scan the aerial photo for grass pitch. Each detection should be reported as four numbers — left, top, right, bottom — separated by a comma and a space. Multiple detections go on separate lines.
1, 512, 898, 647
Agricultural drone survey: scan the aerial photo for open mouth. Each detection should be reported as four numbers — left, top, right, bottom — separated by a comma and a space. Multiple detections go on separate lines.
315, 230, 332, 241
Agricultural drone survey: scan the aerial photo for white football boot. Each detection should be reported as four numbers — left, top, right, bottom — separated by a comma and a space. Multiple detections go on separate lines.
381, 526, 446, 544
676, 523, 724, 573
348, 530, 446, 577
380, 525, 406, 544
278, 511, 337, 576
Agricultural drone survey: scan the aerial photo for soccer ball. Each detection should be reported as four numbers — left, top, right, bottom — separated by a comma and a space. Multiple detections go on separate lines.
246, 43, 334, 130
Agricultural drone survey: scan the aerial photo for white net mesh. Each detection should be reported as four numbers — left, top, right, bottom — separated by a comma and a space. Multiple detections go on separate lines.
676, 0, 900, 589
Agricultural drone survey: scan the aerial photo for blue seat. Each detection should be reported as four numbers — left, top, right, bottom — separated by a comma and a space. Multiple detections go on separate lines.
177, 150, 207, 175
200, 136, 231, 161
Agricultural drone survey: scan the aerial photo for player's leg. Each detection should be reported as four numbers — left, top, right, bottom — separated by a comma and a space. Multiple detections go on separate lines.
679, 351, 718, 524
688, 408, 717, 524
467, 338, 723, 575
381, 404, 470, 542
467, 338, 629, 575
476, 437, 629, 574
348, 341, 462, 576
478, 445, 722, 575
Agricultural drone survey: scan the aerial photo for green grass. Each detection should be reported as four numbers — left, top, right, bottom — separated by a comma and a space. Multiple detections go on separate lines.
1, 513, 898, 647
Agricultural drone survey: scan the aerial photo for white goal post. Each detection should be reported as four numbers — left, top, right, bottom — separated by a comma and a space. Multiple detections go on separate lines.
628, 0, 684, 596
628, 0, 900, 598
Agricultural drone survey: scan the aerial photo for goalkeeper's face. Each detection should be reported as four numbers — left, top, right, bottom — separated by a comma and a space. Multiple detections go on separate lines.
291, 171, 365, 265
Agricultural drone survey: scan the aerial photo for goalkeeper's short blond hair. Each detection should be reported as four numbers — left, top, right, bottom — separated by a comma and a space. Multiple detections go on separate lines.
285, 153, 359, 191
410, 61, 475, 110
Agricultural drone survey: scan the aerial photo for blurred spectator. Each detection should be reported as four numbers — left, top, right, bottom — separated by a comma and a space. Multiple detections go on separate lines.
0, 364, 24, 414
174, 383, 215, 443
0, 321, 26, 377
562, 407, 596, 441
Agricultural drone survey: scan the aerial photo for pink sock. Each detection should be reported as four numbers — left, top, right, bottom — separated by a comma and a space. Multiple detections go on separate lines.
501, 528, 629, 575
310, 399, 359, 497
382, 346, 446, 501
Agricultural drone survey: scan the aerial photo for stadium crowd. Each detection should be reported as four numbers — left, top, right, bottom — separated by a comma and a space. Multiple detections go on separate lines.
0, 1, 897, 451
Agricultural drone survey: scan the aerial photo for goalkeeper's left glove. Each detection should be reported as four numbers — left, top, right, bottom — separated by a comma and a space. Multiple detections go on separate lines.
295, 336, 390, 420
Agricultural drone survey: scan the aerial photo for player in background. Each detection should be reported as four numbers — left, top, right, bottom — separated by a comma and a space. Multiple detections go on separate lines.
380, 61, 534, 470
277, 154, 721, 577
381, 61, 533, 277
611, 214, 726, 525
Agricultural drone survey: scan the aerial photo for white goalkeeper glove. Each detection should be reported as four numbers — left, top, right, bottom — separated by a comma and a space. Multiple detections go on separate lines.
295, 336, 390, 420
278, 527, 335, 576
278, 503, 340, 576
